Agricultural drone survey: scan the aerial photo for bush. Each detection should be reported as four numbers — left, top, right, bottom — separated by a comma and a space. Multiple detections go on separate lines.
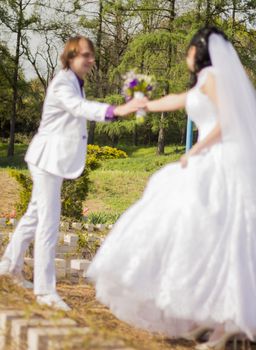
61, 168, 89, 219
9, 145, 127, 220
87, 211, 120, 225
9, 170, 32, 217
9, 168, 90, 220
87, 145, 128, 160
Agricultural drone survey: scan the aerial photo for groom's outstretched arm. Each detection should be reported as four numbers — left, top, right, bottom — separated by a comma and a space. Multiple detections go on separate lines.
53, 79, 109, 122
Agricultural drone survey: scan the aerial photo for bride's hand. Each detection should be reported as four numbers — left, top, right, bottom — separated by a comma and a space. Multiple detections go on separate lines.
114, 97, 148, 117
180, 154, 189, 168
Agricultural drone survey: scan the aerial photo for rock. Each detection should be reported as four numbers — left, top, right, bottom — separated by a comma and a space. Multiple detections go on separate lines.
95, 224, 106, 231
64, 233, 78, 247
0, 310, 24, 350
0, 218, 6, 227
70, 259, 91, 272
27, 326, 90, 350
84, 223, 94, 232
71, 222, 82, 230
11, 317, 76, 350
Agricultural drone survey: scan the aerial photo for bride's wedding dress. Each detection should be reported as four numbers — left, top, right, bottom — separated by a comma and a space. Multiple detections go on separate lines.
87, 65, 256, 339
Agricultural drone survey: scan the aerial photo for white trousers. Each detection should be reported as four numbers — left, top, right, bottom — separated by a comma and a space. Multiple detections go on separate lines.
3, 163, 63, 295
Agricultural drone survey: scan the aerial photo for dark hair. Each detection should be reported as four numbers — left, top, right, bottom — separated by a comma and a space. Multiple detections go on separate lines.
60, 35, 95, 69
188, 26, 228, 87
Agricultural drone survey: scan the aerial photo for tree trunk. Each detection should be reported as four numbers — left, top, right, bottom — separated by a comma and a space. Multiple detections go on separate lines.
231, 0, 237, 40
88, 0, 103, 145
205, 0, 212, 25
133, 123, 138, 146
156, 0, 175, 155
157, 112, 165, 155
7, 1, 22, 157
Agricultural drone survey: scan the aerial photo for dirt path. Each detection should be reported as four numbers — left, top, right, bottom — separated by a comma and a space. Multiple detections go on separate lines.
0, 170, 20, 216
0, 277, 193, 350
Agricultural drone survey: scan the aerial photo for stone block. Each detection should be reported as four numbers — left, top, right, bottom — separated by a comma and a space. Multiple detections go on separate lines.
84, 223, 94, 232
70, 259, 90, 271
0, 310, 24, 350
56, 245, 74, 254
27, 327, 90, 350
0, 218, 6, 227
11, 317, 76, 350
95, 224, 106, 231
54, 259, 66, 269
64, 233, 78, 247
71, 222, 82, 230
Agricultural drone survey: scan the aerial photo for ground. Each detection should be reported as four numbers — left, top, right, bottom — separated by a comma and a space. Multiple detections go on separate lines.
0, 169, 21, 216
0, 276, 193, 350
0, 143, 192, 350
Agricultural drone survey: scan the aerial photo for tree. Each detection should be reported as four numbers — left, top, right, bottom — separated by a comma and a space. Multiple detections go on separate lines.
0, 0, 40, 156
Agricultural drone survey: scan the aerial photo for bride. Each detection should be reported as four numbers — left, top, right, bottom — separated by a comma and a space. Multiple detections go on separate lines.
87, 26, 256, 349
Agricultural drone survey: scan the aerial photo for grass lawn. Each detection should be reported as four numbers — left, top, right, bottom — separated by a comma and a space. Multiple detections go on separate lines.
0, 142, 185, 217
85, 145, 184, 215
0, 142, 28, 169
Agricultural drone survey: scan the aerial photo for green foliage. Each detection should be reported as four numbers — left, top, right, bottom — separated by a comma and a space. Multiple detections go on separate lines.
7, 144, 128, 219
87, 211, 120, 225
87, 144, 128, 160
77, 231, 102, 259
8, 169, 32, 217
61, 168, 89, 219
8, 167, 90, 220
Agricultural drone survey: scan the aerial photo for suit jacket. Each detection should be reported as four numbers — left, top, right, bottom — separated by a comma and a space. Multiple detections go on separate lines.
25, 69, 109, 179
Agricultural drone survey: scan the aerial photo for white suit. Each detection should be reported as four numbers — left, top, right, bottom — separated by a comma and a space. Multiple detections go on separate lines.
4, 69, 109, 294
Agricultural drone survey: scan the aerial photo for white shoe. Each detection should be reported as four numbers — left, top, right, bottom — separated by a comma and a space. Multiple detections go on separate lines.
0, 259, 33, 289
37, 293, 71, 311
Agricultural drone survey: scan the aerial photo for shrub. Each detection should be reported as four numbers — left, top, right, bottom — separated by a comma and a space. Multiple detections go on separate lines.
61, 168, 89, 219
9, 145, 127, 219
87, 145, 127, 160
9, 168, 89, 220
9, 170, 32, 217
87, 211, 120, 225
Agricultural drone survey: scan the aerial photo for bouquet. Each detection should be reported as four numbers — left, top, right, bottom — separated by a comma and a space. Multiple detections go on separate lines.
122, 71, 155, 123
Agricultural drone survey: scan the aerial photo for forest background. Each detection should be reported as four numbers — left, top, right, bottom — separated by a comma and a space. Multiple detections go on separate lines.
0, 0, 255, 221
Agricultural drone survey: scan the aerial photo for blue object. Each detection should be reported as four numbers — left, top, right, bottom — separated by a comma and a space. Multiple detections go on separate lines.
186, 118, 193, 153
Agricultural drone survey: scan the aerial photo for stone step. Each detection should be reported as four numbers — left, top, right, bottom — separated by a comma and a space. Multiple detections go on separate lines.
27, 326, 90, 350
0, 310, 25, 350
70, 259, 91, 272
11, 317, 76, 350
64, 233, 78, 247
56, 244, 76, 254
24, 258, 68, 280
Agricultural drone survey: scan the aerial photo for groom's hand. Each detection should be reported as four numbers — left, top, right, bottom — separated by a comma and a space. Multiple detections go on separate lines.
114, 97, 148, 117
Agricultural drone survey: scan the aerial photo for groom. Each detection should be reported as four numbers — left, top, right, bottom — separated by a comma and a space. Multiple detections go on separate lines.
0, 36, 146, 311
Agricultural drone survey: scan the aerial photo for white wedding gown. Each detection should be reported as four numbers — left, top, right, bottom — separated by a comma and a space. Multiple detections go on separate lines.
87, 67, 256, 340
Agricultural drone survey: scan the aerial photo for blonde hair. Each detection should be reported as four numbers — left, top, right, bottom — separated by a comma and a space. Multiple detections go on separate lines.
60, 36, 95, 69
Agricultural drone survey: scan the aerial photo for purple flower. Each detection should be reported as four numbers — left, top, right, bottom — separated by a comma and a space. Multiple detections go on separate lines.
147, 85, 153, 91
129, 79, 138, 88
